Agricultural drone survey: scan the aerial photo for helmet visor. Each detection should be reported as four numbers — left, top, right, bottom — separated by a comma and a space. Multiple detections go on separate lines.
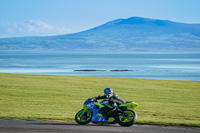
104, 88, 113, 96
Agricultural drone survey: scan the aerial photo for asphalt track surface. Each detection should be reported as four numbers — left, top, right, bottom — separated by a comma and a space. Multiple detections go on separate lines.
0, 119, 199, 133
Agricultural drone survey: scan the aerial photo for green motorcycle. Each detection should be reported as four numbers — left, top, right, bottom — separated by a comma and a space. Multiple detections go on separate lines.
75, 97, 138, 126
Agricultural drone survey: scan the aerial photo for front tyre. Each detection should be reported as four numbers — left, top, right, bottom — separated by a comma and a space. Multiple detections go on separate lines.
117, 110, 137, 127
75, 109, 92, 125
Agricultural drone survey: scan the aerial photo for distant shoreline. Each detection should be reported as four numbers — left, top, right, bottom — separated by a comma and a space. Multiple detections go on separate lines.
0, 72, 199, 81
74, 69, 133, 72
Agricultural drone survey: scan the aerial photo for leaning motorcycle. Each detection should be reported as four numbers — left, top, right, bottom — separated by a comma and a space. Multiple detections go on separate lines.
75, 97, 138, 127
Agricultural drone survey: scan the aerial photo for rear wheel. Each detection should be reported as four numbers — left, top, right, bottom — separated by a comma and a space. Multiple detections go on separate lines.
75, 109, 92, 125
117, 110, 137, 127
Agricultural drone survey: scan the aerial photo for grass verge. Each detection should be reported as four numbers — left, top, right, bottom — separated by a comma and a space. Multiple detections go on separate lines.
0, 73, 200, 127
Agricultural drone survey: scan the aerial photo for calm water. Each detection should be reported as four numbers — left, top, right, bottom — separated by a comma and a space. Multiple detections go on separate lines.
0, 51, 200, 81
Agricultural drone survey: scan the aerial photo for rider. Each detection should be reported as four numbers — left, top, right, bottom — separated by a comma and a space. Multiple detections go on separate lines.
95, 88, 124, 116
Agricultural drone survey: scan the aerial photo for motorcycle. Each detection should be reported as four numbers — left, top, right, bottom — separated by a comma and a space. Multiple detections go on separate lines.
75, 97, 138, 127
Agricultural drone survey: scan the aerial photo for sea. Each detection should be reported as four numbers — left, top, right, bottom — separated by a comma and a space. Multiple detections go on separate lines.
0, 50, 200, 81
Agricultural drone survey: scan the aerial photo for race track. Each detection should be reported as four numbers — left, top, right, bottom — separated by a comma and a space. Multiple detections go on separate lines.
0, 119, 199, 133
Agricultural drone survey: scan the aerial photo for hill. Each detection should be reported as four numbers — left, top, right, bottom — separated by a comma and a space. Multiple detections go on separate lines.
0, 17, 200, 51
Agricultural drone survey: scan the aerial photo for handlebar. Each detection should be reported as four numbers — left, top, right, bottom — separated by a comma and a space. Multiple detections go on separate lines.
88, 97, 98, 102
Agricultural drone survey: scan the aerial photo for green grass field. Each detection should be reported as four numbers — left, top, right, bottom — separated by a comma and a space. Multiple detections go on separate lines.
0, 73, 200, 127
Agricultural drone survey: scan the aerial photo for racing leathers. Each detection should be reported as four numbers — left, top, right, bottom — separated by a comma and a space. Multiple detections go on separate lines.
96, 92, 124, 112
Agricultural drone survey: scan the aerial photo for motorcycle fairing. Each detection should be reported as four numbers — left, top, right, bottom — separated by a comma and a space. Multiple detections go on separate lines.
84, 99, 109, 123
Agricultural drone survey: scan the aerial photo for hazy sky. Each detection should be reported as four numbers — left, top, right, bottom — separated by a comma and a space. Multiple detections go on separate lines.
0, 0, 200, 38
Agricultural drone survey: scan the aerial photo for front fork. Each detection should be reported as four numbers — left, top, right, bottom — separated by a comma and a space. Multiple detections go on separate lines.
80, 105, 92, 119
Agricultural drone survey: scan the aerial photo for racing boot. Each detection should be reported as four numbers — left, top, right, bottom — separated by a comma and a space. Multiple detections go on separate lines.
104, 107, 119, 120
110, 107, 119, 113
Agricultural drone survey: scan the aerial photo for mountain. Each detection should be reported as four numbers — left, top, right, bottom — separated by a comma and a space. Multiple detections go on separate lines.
0, 17, 200, 51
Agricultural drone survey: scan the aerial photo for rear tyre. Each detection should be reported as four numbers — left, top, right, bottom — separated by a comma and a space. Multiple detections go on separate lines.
117, 110, 137, 127
75, 109, 92, 125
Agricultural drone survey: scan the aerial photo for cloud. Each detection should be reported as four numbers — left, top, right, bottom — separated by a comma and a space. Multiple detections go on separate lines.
0, 20, 71, 38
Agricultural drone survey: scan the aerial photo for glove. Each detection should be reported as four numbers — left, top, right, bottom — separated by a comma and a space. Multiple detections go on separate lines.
93, 97, 97, 101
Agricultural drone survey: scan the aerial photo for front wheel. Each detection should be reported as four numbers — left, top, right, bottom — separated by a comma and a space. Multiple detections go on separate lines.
117, 110, 137, 127
75, 109, 92, 125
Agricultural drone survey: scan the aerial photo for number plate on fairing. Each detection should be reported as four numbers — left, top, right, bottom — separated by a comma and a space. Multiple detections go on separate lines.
86, 102, 95, 109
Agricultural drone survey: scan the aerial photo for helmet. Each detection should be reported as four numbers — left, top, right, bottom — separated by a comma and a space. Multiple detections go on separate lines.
104, 88, 113, 97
